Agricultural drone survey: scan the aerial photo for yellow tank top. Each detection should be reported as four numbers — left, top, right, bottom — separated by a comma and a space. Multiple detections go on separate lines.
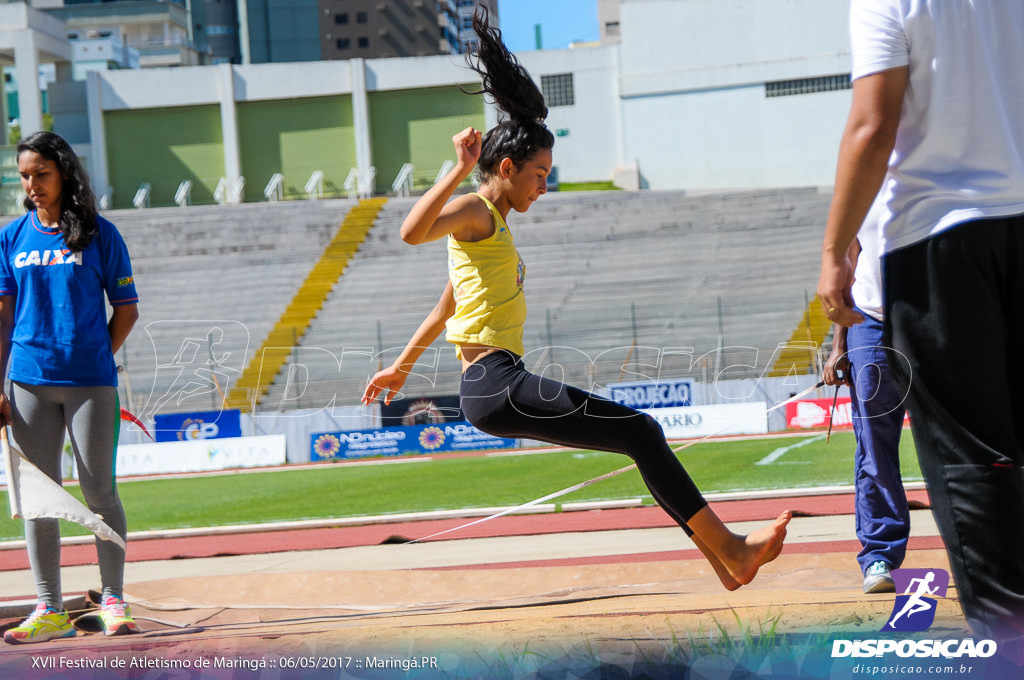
445, 193, 526, 358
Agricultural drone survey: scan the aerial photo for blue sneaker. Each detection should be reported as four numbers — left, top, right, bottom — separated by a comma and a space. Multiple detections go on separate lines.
863, 561, 895, 594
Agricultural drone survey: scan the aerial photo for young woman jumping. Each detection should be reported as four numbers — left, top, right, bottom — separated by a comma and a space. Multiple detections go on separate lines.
363, 8, 789, 590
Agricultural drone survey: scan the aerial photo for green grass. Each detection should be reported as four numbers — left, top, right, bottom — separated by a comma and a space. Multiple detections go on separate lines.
556, 181, 621, 192
0, 430, 921, 541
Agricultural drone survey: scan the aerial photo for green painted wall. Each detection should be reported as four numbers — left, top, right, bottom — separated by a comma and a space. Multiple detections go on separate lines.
237, 96, 356, 202
105, 106, 224, 209
368, 85, 484, 193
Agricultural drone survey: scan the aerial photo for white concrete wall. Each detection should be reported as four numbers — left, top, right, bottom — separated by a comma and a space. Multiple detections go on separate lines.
0, 3, 72, 135
234, 60, 353, 101
622, 82, 850, 190
94, 55, 470, 108
518, 45, 621, 184
97, 64, 222, 109
47, 79, 89, 144
364, 54, 475, 91
83, 0, 856, 192
618, 0, 852, 189
619, 0, 849, 94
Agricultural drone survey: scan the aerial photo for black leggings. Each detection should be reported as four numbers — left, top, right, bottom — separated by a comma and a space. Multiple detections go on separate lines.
460, 350, 707, 532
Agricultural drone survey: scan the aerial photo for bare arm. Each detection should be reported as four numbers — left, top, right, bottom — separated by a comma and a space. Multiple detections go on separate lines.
818, 67, 907, 328
0, 295, 12, 425
108, 303, 139, 355
823, 238, 863, 387
400, 127, 492, 244
362, 281, 456, 405
823, 323, 850, 386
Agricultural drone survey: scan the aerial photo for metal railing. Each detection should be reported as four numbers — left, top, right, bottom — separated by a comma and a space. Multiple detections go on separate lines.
343, 169, 358, 200
215, 176, 246, 205
99, 187, 114, 211
174, 180, 192, 208
214, 177, 228, 205
392, 163, 414, 197
344, 167, 376, 200
359, 167, 376, 199
264, 173, 284, 202
305, 170, 324, 200
132, 183, 151, 209
230, 177, 246, 203
434, 160, 455, 185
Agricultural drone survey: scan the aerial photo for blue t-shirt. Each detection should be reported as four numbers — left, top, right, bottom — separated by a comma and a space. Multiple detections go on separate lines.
0, 211, 139, 386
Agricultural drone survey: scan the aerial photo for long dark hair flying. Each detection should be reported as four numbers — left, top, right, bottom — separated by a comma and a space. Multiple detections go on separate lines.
467, 6, 554, 181
18, 131, 99, 252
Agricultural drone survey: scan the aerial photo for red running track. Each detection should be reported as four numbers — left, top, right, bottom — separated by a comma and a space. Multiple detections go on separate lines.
0, 490, 933, 573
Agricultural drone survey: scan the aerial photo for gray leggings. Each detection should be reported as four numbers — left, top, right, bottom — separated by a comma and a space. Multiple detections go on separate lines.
11, 382, 126, 609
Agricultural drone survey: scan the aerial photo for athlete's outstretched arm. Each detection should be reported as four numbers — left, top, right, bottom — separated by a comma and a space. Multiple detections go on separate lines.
362, 281, 456, 405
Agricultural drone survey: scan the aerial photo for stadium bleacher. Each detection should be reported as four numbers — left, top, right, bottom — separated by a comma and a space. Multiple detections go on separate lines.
109, 188, 831, 416
260, 187, 833, 411
108, 199, 357, 417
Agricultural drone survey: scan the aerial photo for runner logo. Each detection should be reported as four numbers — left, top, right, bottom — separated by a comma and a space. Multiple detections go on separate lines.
832, 567, 996, 659
883, 568, 950, 632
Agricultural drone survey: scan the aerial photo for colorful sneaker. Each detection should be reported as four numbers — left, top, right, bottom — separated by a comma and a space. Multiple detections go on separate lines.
3, 603, 75, 644
98, 595, 138, 636
863, 561, 895, 594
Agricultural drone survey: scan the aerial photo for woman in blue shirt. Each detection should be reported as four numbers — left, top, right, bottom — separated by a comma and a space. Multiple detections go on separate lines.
0, 131, 139, 643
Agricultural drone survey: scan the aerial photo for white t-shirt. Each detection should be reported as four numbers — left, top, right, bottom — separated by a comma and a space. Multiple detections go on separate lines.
852, 198, 885, 322
850, 1, 1024, 253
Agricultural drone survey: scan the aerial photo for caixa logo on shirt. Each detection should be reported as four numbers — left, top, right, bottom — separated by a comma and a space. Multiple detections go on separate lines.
14, 249, 82, 268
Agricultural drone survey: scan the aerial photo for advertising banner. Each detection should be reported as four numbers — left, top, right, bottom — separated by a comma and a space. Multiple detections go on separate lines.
310, 421, 518, 461
644, 402, 768, 439
786, 397, 854, 430
153, 409, 243, 442
113, 434, 286, 477
606, 378, 695, 409
380, 395, 463, 426
786, 397, 910, 430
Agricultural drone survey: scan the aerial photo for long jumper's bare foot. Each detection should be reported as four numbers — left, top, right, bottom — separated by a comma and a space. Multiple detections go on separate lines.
721, 511, 791, 586
691, 535, 742, 591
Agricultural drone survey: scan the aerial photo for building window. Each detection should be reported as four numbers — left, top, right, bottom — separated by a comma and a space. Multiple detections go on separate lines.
765, 74, 851, 98
356, 11, 368, 23
337, 37, 350, 49
541, 73, 575, 107
358, 36, 369, 48
335, 13, 348, 25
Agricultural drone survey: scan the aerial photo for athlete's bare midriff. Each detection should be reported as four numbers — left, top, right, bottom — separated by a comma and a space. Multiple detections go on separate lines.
459, 344, 504, 371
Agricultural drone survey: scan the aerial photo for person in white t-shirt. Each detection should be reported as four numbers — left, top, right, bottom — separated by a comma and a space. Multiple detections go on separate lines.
824, 199, 910, 596
817, 1, 1024, 642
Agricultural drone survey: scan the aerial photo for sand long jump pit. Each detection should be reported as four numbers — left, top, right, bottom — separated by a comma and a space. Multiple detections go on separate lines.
4, 509, 1007, 680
